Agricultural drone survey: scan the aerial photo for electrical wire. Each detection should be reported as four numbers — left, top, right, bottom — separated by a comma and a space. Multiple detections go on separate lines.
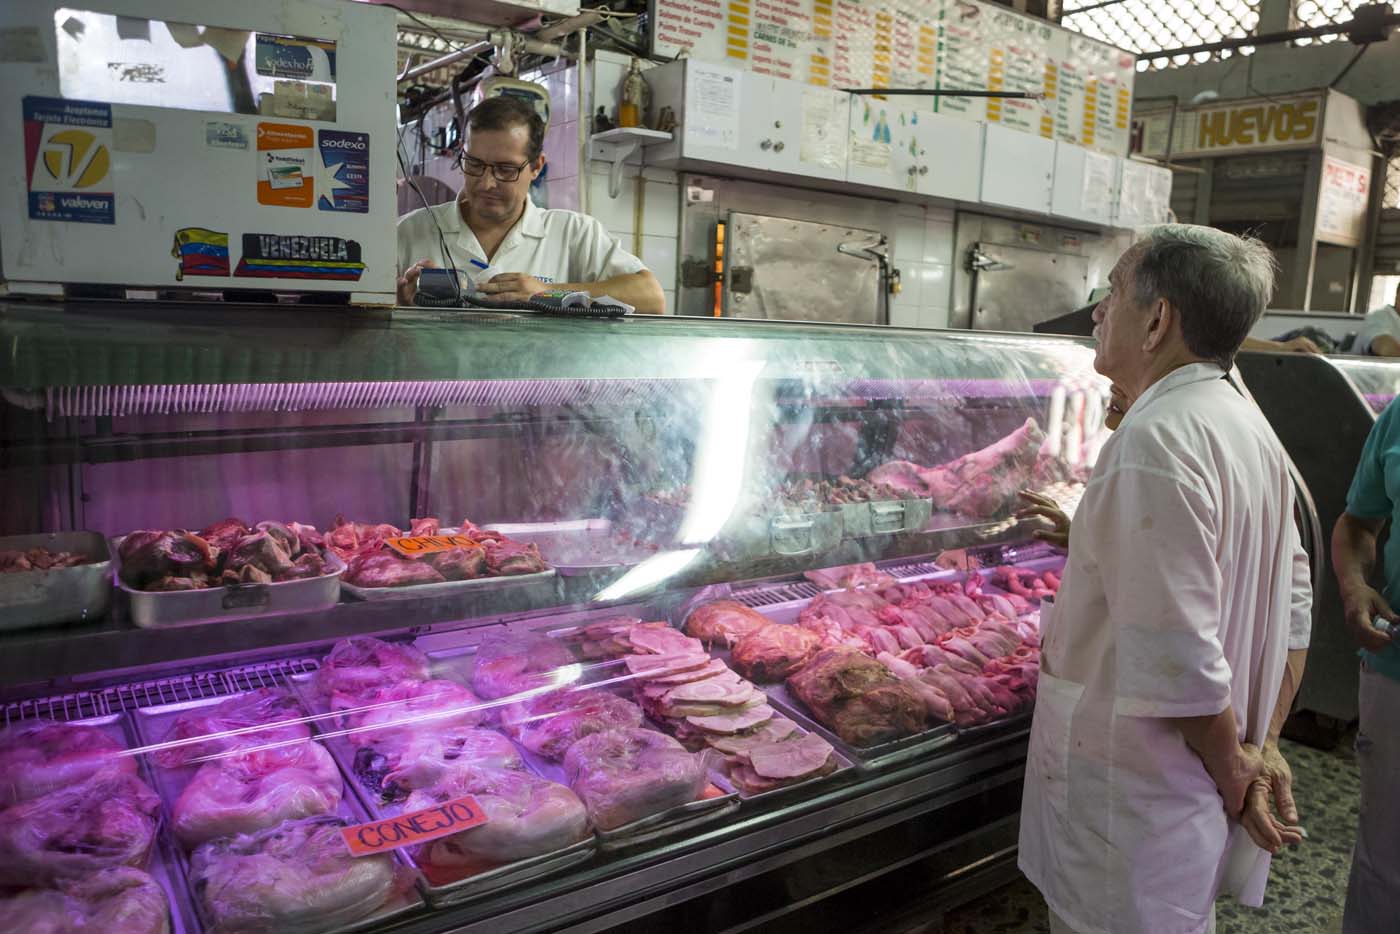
382, 2, 487, 56
1328, 43, 1369, 89
396, 122, 463, 305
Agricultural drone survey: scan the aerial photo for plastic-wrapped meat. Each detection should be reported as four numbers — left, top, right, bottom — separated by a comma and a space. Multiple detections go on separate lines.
683, 600, 770, 647
501, 690, 644, 761
343, 552, 445, 588
342, 680, 485, 748
481, 539, 548, 576
314, 637, 431, 703
404, 767, 590, 867
0, 867, 170, 934
426, 546, 487, 581
153, 689, 310, 769
471, 631, 577, 699
0, 720, 136, 806
563, 728, 707, 831
190, 816, 397, 934
730, 623, 822, 683
0, 771, 159, 884
199, 518, 252, 554
173, 742, 342, 847
118, 530, 215, 589
354, 727, 523, 803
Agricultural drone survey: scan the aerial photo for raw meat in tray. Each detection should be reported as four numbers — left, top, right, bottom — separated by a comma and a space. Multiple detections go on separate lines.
315, 636, 432, 705
0, 719, 137, 805
118, 517, 332, 591
151, 687, 311, 769
189, 815, 401, 934
682, 600, 769, 648
328, 515, 549, 589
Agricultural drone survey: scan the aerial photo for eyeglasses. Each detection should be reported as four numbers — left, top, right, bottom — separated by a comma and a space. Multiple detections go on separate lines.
456, 153, 533, 182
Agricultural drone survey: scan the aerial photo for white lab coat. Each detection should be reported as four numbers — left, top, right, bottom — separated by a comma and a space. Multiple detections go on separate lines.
1019, 363, 1309, 934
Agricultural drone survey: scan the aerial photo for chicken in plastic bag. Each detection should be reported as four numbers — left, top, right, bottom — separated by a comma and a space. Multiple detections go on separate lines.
154, 688, 311, 769
500, 689, 644, 761
340, 678, 486, 747
562, 728, 710, 831
0, 866, 170, 934
403, 766, 589, 869
0, 720, 137, 806
173, 741, 342, 847
190, 815, 400, 934
0, 770, 159, 884
314, 636, 431, 706
471, 630, 578, 699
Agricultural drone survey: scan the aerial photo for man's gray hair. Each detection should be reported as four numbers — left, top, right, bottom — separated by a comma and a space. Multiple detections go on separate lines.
1129, 224, 1277, 369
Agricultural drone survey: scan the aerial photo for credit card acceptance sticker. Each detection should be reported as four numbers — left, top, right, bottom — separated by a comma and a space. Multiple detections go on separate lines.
257, 122, 314, 207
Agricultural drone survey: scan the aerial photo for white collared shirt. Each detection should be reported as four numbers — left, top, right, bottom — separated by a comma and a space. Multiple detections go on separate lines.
1019, 363, 1310, 934
396, 196, 645, 286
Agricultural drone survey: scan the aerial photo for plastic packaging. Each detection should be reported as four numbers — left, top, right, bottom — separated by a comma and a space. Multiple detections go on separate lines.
0, 866, 169, 934
471, 630, 578, 700
340, 678, 486, 747
0, 770, 160, 884
561, 728, 710, 831
153, 688, 310, 769
313, 636, 432, 705
403, 766, 590, 867
501, 689, 644, 761
0, 719, 137, 806
173, 741, 343, 847
353, 726, 524, 804
189, 815, 399, 934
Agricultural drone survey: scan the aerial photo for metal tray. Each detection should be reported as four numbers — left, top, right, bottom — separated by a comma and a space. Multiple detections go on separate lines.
0, 531, 112, 630
341, 566, 556, 602
487, 519, 662, 576
705, 733, 858, 804
285, 670, 600, 908
44, 712, 197, 934
954, 709, 1034, 740
111, 535, 345, 628
131, 692, 425, 934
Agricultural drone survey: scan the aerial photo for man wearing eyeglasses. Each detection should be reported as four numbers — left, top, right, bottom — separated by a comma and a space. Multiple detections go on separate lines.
397, 96, 664, 311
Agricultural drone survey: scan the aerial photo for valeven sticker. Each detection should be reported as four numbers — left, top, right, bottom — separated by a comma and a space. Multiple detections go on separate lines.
23, 96, 114, 224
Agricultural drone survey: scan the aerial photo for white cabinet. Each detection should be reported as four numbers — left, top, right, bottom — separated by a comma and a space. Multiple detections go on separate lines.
980, 123, 1055, 215
1114, 159, 1173, 228
847, 99, 981, 202
648, 61, 848, 183
1051, 143, 1120, 226
916, 112, 982, 202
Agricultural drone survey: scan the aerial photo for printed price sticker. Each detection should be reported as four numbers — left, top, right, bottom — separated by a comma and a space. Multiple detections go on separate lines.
384, 534, 479, 557
340, 794, 488, 857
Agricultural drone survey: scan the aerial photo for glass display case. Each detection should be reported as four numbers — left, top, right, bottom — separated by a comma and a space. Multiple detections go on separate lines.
0, 300, 1113, 933
1328, 356, 1400, 414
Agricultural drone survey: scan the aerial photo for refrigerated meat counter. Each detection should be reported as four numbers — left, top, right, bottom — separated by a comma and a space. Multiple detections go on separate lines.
0, 301, 1114, 932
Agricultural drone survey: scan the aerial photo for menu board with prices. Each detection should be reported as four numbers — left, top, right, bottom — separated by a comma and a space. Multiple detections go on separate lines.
651, 0, 1135, 156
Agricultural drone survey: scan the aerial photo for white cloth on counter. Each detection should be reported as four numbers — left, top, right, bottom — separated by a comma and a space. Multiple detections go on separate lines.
1349, 305, 1400, 355
396, 196, 645, 287
1019, 363, 1307, 934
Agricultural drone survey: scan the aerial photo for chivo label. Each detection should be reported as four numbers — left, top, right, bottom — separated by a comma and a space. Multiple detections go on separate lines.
318, 129, 369, 213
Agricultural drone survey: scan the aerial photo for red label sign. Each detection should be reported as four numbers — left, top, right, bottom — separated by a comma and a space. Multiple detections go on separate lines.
340, 794, 488, 857
384, 534, 478, 557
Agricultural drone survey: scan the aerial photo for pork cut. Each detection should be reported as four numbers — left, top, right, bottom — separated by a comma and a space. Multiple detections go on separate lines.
189, 816, 397, 933
173, 741, 342, 847
118, 530, 215, 589
625, 625, 704, 657
0, 720, 136, 806
154, 689, 310, 769
199, 518, 252, 553
785, 648, 926, 747
404, 767, 590, 867
683, 600, 770, 647
220, 531, 294, 585
562, 728, 707, 831
0, 547, 95, 573
501, 690, 644, 761
427, 545, 488, 580
314, 637, 431, 703
684, 704, 775, 735
1, 867, 170, 934
472, 631, 577, 699
731, 623, 822, 683
0, 771, 160, 884
868, 419, 1046, 517
344, 552, 446, 588
743, 733, 835, 781
703, 717, 800, 755
482, 539, 549, 576
353, 727, 523, 803
803, 563, 896, 591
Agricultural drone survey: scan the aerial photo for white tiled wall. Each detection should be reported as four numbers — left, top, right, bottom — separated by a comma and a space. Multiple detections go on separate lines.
528, 64, 583, 212
887, 203, 954, 329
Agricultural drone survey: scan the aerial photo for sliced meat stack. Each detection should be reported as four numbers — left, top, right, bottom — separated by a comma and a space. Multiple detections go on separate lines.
117, 517, 332, 591
189, 816, 398, 933
403, 767, 590, 868
0, 867, 170, 934
329, 514, 549, 588
786, 648, 927, 747
562, 728, 708, 831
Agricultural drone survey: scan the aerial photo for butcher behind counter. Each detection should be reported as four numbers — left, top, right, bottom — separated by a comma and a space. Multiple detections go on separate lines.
397, 96, 664, 313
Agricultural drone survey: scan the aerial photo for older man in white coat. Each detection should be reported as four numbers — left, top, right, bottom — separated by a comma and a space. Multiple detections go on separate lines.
1019, 225, 1311, 934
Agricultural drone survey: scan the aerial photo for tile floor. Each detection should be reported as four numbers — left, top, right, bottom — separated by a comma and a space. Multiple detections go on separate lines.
937, 737, 1359, 934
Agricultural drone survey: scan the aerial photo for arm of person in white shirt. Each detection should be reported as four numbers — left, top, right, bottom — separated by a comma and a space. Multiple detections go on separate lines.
1240, 336, 1321, 354
480, 270, 665, 313
1369, 334, 1400, 357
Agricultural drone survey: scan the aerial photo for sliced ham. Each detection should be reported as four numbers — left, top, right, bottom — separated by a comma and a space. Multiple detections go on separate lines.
623, 654, 711, 677
627, 626, 705, 657
685, 704, 775, 734
640, 659, 732, 685
746, 733, 834, 780
705, 718, 800, 755
663, 676, 753, 706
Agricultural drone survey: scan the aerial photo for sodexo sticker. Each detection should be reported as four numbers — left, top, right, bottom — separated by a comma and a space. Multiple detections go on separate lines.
317, 129, 368, 213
